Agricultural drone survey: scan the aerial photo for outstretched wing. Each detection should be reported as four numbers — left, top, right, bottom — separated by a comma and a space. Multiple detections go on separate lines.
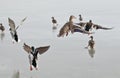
75, 22, 86, 27
57, 22, 70, 37
36, 46, 50, 55
23, 43, 32, 53
20, 17, 27, 25
93, 24, 113, 30
16, 17, 27, 30
8, 18, 16, 31
72, 25, 94, 34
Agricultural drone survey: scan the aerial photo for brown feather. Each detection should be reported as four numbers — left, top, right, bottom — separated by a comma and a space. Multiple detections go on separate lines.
23, 43, 32, 53
8, 18, 16, 31
36, 46, 50, 55
58, 22, 70, 37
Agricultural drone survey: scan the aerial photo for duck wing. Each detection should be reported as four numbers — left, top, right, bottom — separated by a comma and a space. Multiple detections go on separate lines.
93, 24, 113, 30
75, 22, 86, 27
58, 22, 71, 37
23, 43, 32, 53
21, 17, 27, 25
73, 25, 94, 35
8, 18, 16, 31
35, 45, 50, 55
16, 17, 27, 30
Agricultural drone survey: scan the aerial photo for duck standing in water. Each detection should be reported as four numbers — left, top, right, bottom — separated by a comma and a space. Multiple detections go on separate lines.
57, 15, 76, 37
0, 23, 5, 32
79, 14, 83, 21
51, 17, 58, 26
23, 43, 50, 71
85, 36, 95, 58
0, 23, 5, 40
85, 36, 95, 49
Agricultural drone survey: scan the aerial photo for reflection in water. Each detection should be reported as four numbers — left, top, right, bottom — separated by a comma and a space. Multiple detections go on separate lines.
0, 32, 5, 41
52, 26, 57, 32
12, 70, 20, 78
88, 48, 95, 58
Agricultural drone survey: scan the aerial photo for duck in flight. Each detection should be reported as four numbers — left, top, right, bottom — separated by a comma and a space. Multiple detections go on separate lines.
72, 25, 94, 35
75, 20, 113, 31
8, 17, 27, 43
57, 15, 76, 37
23, 43, 50, 71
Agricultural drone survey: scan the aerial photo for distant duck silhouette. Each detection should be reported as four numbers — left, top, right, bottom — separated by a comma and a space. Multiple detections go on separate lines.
79, 14, 83, 21
0, 23, 5, 32
57, 15, 76, 37
23, 43, 50, 71
51, 17, 58, 26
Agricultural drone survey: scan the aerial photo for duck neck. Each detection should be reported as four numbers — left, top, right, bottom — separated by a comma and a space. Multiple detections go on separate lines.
69, 16, 73, 23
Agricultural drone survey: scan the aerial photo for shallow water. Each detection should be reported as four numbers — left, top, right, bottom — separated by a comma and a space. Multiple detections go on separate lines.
0, 0, 120, 78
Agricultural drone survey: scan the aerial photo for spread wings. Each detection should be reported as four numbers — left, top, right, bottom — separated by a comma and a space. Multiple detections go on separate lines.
93, 24, 113, 30
57, 22, 71, 37
8, 18, 16, 31
36, 46, 50, 55
23, 43, 32, 53
72, 25, 94, 34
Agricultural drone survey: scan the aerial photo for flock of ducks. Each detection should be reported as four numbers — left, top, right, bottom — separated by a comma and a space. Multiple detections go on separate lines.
0, 14, 113, 72
0, 17, 50, 71
51, 14, 113, 57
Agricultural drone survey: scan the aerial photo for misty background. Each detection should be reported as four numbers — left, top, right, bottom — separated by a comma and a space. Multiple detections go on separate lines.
0, 0, 120, 78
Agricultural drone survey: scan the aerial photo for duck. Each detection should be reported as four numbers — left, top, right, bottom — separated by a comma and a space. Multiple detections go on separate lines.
57, 15, 76, 37
23, 43, 50, 71
79, 14, 83, 21
0, 23, 5, 32
8, 18, 19, 43
8, 17, 26, 43
72, 25, 94, 35
51, 17, 58, 26
88, 36, 95, 49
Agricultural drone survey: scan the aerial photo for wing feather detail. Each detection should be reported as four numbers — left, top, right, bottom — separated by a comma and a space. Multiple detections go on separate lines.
8, 18, 16, 31
36, 46, 50, 55
23, 43, 32, 53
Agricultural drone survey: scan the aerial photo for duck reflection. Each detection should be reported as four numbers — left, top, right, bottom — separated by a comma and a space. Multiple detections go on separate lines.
52, 25, 57, 32
0, 32, 5, 41
88, 48, 95, 58
12, 70, 20, 78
